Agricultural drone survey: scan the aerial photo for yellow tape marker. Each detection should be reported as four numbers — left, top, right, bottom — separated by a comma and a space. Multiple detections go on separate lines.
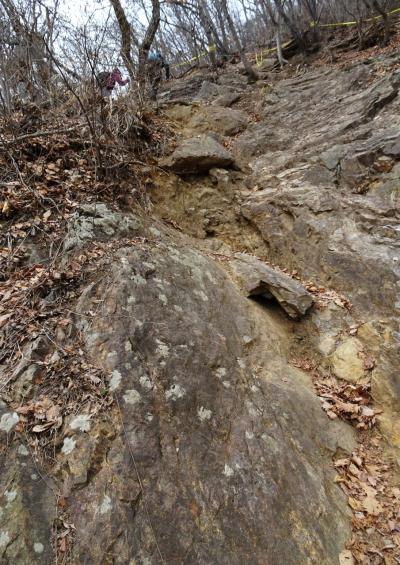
311, 5, 400, 28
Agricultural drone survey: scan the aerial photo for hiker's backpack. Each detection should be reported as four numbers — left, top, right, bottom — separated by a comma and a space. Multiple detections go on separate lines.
148, 51, 162, 62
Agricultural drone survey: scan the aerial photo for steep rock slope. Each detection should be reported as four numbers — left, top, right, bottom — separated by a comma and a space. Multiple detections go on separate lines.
1, 55, 399, 564
154, 53, 400, 455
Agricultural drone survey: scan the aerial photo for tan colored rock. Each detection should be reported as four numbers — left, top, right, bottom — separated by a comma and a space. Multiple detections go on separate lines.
330, 338, 365, 383
160, 135, 234, 174
231, 252, 314, 319
189, 105, 249, 136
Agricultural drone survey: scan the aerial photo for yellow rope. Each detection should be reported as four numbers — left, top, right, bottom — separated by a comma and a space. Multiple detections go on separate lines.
311, 5, 400, 28
172, 4, 400, 71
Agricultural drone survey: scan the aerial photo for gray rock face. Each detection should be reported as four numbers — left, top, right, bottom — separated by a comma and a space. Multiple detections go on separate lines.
238, 56, 400, 446
212, 91, 242, 107
0, 448, 55, 564
193, 80, 223, 101
69, 236, 353, 564
161, 135, 234, 174
232, 253, 314, 319
63, 203, 142, 252
189, 105, 249, 136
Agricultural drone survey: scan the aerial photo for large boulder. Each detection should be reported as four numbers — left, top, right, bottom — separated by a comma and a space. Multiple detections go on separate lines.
68, 236, 354, 564
161, 135, 234, 174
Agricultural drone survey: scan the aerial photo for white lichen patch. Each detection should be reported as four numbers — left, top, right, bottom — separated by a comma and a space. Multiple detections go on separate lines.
31, 474, 38, 481
123, 389, 141, 405
139, 375, 153, 391
155, 339, 170, 358
222, 381, 231, 389
237, 358, 246, 369
205, 271, 215, 283
0, 531, 10, 548
145, 413, 153, 423
174, 305, 183, 313
34, 542, 44, 554
215, 368, 227, 379
4, 490, 17, 504
194, 289, 209, 302
165, 384, 186, 401
245, 430, 254, 440
0, 412, 19, 433
132, 273, 146, 286
127, 295, 136, 305
120, 257, 129, 265
158, 293, 168, 306
106, 351, 118, 369
125, 341, 132, 352
17, 444, 29, 456
197, 406, 212, 421
223, 464, 234, 478
61, 437, 76, 455
149, 227, 161, 238
109, 370, 122, 391
70, 414, 91, 432
99, 495, 112, 514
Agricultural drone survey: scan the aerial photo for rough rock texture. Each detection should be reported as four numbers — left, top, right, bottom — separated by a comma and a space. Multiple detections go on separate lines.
237, 57, 400, 447
4, 56, 400, 563
188, 105, 249, 136
160, 135, 234, 174
0, 446, 55, 563
68, 233, 353, 563
63, 203, 142, 252
165, 104, 249, 137
231, 253, 314, 319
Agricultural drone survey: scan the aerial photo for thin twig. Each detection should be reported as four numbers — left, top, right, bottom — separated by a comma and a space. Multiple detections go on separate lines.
0, 124, 85, 148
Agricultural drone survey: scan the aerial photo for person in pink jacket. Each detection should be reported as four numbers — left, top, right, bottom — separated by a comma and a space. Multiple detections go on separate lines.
97, 68, 129, 97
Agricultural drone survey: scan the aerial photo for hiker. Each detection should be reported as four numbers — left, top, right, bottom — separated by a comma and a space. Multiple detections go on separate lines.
97, 67, 129, 98
146, 51, 170, 100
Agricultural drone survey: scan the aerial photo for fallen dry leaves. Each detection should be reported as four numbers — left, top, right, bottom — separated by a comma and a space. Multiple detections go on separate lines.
290, 355, 400, 564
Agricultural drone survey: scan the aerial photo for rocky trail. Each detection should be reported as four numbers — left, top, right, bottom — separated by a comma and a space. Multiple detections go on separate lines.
1, 50, 400, 564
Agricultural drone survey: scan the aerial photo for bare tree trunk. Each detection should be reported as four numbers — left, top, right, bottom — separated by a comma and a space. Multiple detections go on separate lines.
219, 0, 258, 82
138, 0, 161, 93
109, 0, 136, 79
273, 0, 307, 52
276, 19, 288, 68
